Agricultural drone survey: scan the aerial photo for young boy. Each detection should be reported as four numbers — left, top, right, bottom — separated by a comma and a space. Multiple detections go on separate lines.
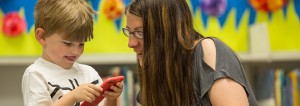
22, 0, 123, 106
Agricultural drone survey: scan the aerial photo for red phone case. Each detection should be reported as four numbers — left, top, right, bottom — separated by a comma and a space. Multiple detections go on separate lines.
80, 76, 124, 106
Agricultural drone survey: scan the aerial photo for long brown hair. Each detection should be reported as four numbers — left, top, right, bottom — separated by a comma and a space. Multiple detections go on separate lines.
126, 0, 203, 105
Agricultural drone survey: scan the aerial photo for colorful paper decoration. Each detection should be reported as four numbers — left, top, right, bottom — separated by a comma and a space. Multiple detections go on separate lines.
249, 0, 288, 12
268, 0, 288, 11
2, 12, 26, 37
200, 0, 227, 16
102, 0, 125, 20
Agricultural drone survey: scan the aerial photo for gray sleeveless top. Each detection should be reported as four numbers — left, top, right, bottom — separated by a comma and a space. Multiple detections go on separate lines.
193, 37, 258, 106
136, 37, 258, 106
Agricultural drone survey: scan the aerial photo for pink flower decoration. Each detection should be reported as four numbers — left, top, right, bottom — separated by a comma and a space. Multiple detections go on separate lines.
2, 12, 26, 37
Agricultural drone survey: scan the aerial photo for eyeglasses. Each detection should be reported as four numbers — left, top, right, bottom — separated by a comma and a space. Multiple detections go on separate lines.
122, 28, 143, 39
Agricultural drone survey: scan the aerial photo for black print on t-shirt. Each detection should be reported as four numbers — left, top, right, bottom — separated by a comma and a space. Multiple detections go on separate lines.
48, 79, 99, 106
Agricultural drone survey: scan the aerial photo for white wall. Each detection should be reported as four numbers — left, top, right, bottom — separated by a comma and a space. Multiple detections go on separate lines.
0, 65, 26, 106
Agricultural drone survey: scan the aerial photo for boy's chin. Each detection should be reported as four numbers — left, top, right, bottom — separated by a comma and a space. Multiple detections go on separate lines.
59, 62, 74, 69
61, 65, 73, 69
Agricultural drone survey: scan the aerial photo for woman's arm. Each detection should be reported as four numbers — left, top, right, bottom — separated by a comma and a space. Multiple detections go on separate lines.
208, 77, 249, 106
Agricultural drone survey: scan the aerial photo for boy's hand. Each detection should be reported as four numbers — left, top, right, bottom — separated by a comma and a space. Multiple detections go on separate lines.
102, 82, 123, 100
69, 83, 102, 103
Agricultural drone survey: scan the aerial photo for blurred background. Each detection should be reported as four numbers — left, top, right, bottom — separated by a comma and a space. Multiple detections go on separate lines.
0, 0, 300, 105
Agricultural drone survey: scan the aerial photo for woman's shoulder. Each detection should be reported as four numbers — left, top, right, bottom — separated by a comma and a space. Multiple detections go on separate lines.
196, 37, 233, 54
194, 37, 219, 50
195, 37, 217, 70
194, 37, 236, 69
193, 37, 217, 60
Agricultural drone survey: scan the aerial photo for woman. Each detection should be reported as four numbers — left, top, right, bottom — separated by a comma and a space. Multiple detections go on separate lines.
122, 0, 258, 105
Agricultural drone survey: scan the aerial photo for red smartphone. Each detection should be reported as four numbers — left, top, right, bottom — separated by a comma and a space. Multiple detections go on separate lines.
80, 76, 124, 106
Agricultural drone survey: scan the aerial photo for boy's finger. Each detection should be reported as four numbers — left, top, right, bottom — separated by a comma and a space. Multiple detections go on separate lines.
93, 90, 101, 96
116, 82, 123, 88
86, 86, 96, 93
84, 91, 96, 102
90, 84, 101, 91
110, 86, 121, 93
85, 96, 93, 103
103, 91, 116, 97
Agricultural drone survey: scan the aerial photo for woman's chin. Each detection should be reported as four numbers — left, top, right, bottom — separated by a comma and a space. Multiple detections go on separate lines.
138, 58, 143, 67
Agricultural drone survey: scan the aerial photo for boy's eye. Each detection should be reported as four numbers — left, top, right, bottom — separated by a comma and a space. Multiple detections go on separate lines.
63, 40, 72, 46
64, 42, 71, 45
79, 43, 85, 47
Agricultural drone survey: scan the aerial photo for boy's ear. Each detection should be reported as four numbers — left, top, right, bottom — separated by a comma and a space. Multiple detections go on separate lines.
35, 28, 46, 46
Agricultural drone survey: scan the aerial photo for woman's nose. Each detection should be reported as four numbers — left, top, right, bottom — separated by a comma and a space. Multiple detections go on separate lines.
128, 36, 139, 48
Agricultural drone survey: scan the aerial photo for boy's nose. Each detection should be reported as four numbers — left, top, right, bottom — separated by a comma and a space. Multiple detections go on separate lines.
71, 47, 83, 55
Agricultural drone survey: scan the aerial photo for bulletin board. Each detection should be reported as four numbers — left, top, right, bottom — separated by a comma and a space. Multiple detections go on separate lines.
0, 0, 299, 56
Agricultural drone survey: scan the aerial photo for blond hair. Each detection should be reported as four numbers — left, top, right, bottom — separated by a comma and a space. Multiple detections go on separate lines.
34, 0, 96, 42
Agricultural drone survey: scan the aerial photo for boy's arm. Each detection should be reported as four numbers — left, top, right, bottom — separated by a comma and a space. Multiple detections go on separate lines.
52, 93, 76, 106
53, 83, 101, 106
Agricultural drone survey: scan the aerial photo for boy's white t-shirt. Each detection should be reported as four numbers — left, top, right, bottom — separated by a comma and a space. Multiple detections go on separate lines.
22, 58, 104, 106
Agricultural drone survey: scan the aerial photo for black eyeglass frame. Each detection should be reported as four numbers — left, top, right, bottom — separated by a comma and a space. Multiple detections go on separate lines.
122, 28, 144, 39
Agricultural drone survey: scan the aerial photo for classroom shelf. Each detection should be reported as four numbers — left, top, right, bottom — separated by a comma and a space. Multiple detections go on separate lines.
238, 52, 300, 62
0, 52, 299, 65
78, 53, 137, 65
0, 53, 137, 66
